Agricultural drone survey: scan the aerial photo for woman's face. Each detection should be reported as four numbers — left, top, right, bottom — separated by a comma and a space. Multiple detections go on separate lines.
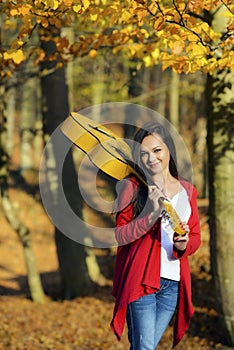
140, 133, 170, 177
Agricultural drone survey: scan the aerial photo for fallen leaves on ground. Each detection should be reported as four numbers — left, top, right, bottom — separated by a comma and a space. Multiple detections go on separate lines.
0, 183, 233, 350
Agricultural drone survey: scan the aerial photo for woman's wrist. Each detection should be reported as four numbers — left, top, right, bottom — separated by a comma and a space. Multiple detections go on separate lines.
148, 209, 161, 225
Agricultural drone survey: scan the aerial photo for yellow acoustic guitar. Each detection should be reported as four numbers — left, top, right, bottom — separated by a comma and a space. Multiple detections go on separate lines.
161, 199, 186, 235
61, 112, 186, 235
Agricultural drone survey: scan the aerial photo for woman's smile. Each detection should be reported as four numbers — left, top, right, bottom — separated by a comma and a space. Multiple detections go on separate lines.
149, 161, 160, 168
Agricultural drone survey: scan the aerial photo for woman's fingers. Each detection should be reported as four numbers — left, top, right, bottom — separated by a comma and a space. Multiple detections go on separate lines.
148, 185, 164, 199
173, 226, 189, 251
179, 222, 190, 234
174, 233, 188, 242
148, 185, 164, 213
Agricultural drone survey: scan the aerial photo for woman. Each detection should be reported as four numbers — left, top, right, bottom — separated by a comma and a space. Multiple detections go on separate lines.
110, 122, 201, 349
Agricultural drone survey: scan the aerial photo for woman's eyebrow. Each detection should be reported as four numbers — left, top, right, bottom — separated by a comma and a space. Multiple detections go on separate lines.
152, 146, 161, 151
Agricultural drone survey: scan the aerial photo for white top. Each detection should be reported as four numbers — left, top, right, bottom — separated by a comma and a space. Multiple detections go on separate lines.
160, 186, 191, 281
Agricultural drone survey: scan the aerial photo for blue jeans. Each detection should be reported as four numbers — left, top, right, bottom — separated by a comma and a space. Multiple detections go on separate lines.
126, 278, 179, 350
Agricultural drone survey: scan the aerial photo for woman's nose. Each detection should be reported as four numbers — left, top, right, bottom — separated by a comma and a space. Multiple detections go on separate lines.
148, 151, 156, 162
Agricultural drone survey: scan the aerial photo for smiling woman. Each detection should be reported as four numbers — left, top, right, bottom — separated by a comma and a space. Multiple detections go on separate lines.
140, 133, 171, 180
110, 121, 201, 350
141, 134, 172, 190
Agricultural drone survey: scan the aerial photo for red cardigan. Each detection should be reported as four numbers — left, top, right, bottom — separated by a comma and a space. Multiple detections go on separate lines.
110, 176, 201, 348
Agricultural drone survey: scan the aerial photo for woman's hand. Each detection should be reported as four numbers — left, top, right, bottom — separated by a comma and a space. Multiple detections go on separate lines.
148, 185, 164, 224
173, 222, 190, 251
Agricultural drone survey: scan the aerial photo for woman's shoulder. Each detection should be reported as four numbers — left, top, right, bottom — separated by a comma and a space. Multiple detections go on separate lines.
179, 178, 198, 198
115, 175, 140, 196
120, 175, 141, 187
115, 175, 141, 212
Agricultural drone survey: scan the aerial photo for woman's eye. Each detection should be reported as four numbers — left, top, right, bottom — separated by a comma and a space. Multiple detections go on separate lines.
154, 148, 161, 153
140, 152, 147, 157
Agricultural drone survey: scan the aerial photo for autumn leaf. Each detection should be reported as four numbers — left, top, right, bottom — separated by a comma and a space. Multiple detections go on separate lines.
148, 2, 157, 15
10, 8, 18, 16
82, 0, 90, 10
3, 49, 25, 64
191, 43, 208, 58
160, 52, 174, 71
173, 56, 188, 73
154, 17, 165, 31
39, 17, 49, 27
48, 0, 59, 10
0, 0, 234, 75
63, 0, 73, 6
121, 10, 132, 22
151, 47, 160, 59
89, 49, 97, 58
169, 40, 184, 55
90, 13, 98, 21
19, 4, 32, 15
73, 4, 82, 13
143, 55, 152, 67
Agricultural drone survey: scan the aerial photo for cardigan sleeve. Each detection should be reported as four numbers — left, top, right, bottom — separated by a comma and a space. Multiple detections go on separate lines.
173, 185, 201, 259
115, 177, 158, 246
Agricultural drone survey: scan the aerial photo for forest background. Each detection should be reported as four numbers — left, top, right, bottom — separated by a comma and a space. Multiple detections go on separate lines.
0, 1, 234, 349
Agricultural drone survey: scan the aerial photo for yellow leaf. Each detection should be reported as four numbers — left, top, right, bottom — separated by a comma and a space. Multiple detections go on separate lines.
5, 19, 17, 30
4, 49, 25, 64
17, 39, 24, 46
228, 22, 234, 31
47, 0, 59, 9
63, 0, 73, 5
82, 0, 90, 9
89, 49, 97, 58
56, 62, 63, 69
187, 33, 198, 42
200, 22, 209, 32
90, 13, 98, 21
3, 51, 12, 60
173, 56, 187, 73
20, 4, 32, 15
204, 58, 218, 74
177, 2, 186, 12
169, 40, 184, 55
143, 55, 152, 67
192, 43, 208, 58
203, 0, 213, 11
160, 52, 175, 70
12, 49, 25, 64
148, 3, 157, 15
121, 10, 132, 22
10, 9, 18, 16
40, 17, 49, 27
154, 17, 165, 31
73, 4, 82, 12
151, 47, 160, 59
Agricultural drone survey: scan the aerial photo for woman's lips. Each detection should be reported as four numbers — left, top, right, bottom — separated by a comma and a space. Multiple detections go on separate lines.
149, 162, 160, 168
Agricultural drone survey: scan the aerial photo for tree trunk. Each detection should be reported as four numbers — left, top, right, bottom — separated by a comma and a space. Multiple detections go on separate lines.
206, 69, 234, 345
33, 108, 43, 170
169, 70, 179, 130
0, 85, 45, 303
156, 68, 168, 117
206, 5, 234, 345
124, 62, 144, 138
6, 84, 16, 156
193, 116, 207, 196
40, 26, 94, 298
20, 74, 36, 172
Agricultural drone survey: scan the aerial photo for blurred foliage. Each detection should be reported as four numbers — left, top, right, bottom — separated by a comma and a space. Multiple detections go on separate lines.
0, 0, 233, 82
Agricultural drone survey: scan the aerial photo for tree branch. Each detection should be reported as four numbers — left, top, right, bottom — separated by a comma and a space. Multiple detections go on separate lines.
153, 1, 218, 51
221, 0, 234, 16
